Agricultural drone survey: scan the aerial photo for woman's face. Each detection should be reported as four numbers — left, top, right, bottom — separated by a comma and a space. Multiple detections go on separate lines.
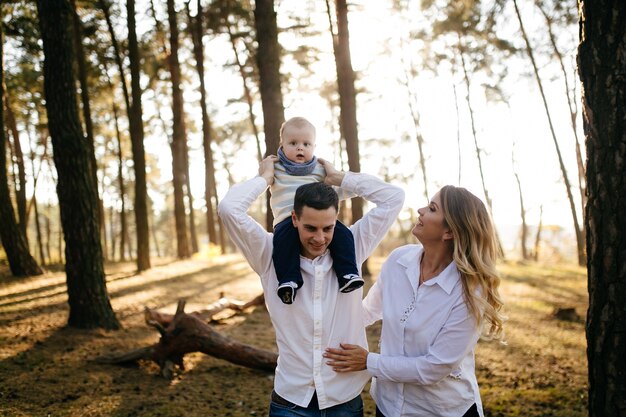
412, 191, 449, 242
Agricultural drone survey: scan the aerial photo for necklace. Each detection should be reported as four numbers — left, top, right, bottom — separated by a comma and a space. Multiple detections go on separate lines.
419, 255, 448, 286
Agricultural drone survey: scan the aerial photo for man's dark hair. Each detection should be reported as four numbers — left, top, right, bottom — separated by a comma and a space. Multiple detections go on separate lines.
293, 182, 339, 218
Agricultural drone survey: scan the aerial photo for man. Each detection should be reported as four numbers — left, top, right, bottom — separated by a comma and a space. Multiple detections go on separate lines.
218, 155, 405, 416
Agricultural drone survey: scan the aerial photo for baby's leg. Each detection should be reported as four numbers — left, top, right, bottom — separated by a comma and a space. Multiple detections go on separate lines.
328, 220, 363, 293
272, 217, 303, 304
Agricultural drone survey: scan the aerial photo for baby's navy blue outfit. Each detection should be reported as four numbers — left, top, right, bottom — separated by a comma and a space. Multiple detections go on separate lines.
270, 149, 363, 304
272, 216, 360, 300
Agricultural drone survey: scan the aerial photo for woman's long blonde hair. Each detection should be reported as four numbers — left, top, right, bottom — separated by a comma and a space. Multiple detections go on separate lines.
439, 185, 505, 340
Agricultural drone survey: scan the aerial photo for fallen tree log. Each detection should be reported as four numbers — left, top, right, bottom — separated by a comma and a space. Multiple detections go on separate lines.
95, 298, 276, 378
144, 292, 265, 327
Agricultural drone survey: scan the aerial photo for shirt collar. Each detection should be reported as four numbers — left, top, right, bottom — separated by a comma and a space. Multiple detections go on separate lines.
396, 245, 460, 295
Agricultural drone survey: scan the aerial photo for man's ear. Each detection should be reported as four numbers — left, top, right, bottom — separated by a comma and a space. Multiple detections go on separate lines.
291, 210, 298, 227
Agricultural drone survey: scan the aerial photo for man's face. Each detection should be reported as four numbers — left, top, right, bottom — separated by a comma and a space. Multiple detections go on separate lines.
291, 205, 337, 259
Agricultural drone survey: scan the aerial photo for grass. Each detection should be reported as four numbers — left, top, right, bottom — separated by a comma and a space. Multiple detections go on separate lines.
0, 256, 587, 416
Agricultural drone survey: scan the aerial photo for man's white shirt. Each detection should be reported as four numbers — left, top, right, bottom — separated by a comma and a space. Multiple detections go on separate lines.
218, 172, 404, 409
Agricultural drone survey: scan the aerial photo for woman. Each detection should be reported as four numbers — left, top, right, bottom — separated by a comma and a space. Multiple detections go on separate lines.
323, 186, 504, 417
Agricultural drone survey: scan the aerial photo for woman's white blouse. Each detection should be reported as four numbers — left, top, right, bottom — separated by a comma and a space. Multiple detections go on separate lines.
363, 244, 484, 417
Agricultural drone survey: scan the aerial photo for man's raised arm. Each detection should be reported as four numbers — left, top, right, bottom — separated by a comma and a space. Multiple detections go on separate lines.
217, 155, 278, 277
318, 159, 405, 265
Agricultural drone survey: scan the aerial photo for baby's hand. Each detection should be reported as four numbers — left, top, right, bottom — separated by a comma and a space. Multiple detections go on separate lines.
319, 159, 345, 187
258, 155, 278, 185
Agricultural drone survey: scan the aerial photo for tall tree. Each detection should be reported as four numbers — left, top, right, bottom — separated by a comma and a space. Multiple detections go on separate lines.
578, 0, 626, 415
513, 0, 585, 266
126, 0, 151, 269
99, 0, 130, 262
0, 28, 42, 277
36, 0, 119, 329
254, 0, 285, 230
536, 0, 587, 214
69, 0, 96, 168
326, 0, 363, 225
393, 24, 430, 201
2, 92, 28, 238
186, 0, 221, 250
166, 0, 191, 258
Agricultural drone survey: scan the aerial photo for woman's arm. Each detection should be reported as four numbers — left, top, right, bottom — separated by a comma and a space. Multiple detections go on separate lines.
325, 299, 481, 385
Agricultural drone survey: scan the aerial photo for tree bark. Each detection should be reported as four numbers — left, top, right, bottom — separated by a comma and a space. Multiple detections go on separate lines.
513, 0, 585, 266
166, 0, 191, 258
457, 38, 505, 258
144, 293, 265, 327
2, 91, 28, 238
186, 0, 221, 250
536, 2, 587, 215
578, 1, 626, 416
227, 24, 263, 162
183, 141, 199, 254
399, 54, 429, 201
0, 29, 42, 277
116, 121, 128, 261
126, 0, 152, 270
69, 0, 98, 184
95, 299, 276, 378
36, 0, 119, 329
328, 0, 363, 225
32, 194, 46, 266
102, 0, 151, 269
254, 0, 285, 231
513, 154, 529, 260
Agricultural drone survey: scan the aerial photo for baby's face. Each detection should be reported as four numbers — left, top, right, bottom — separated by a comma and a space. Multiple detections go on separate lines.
281, 125, 316, 164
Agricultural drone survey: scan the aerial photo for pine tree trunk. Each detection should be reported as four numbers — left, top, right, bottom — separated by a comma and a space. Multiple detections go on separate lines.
117, 132, 127, 261
227, 25, 263, 162
513, 0, 585, 266
451, 77, 462, 186
330, 0, 363, 225
184, 140, 199, 254
400, 60, 429, 201
127, 0, 151, 270
166, 0, 191, 258
457, 39, 506, 258
69, 0, 97, 177
3, 94, 28, 238
45, 210, 52, 264
0, 25, 42, 277
254, 0, 285, 231
36, 0, 119, 329
537, 3, 587, 214
327, 0, 370, 274
32, 194, 46, 266
99, 196, 107, 262
186, 1, 219, 248
578, 1, 626, 415
109, 205, 116, 260
513, 166, 528, 260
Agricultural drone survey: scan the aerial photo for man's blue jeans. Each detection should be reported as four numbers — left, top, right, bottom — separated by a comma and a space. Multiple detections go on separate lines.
269, 391, 363, 417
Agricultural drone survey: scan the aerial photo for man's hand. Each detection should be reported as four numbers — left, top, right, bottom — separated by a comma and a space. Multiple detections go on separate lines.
258, 155, 278, 185
319, 158, 345, 187
323, 343, 368, 372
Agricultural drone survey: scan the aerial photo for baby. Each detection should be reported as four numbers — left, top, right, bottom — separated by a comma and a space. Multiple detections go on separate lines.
270, 117, 363, 304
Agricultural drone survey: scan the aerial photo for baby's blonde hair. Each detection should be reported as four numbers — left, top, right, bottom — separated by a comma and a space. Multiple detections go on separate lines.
439, 185, 505, 340
280, 117, 316, 143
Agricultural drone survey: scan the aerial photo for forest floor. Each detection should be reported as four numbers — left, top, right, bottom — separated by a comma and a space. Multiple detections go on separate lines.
0, 253, 588, 417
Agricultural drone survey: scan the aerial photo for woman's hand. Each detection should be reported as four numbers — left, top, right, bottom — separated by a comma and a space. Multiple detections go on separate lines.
319, 158, 345, 187
258, 155, 278, 185
323, 343, 368, 372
